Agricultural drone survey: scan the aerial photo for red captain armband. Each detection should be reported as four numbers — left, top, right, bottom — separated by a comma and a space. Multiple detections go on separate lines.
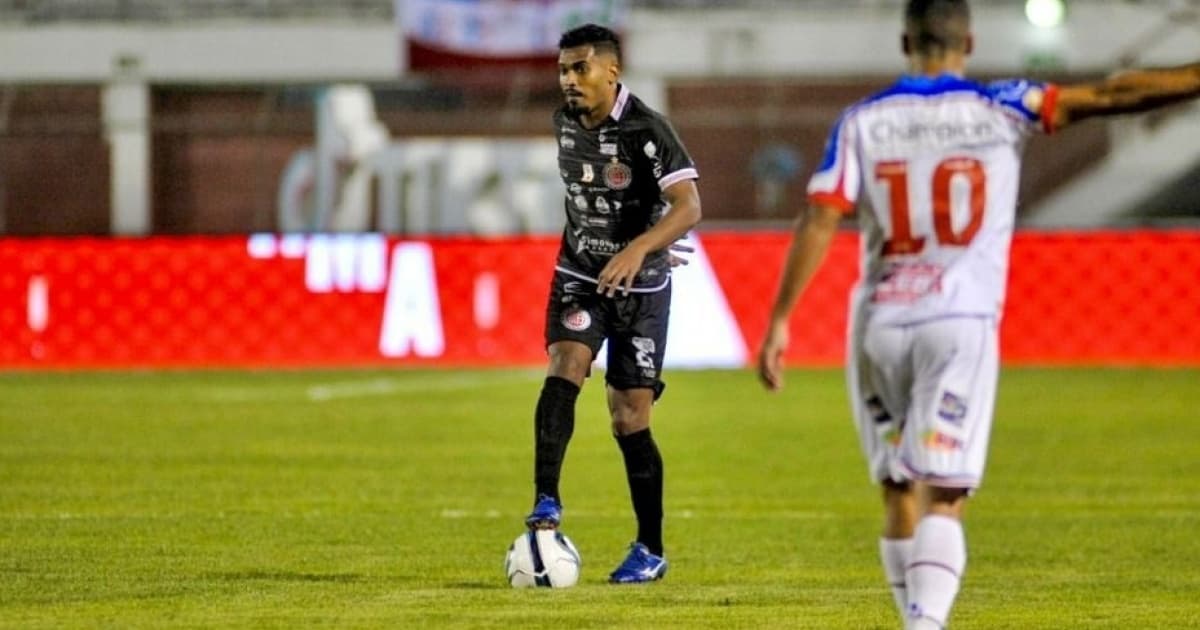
1041, 83, 1061, 134
807, 192, 856, 213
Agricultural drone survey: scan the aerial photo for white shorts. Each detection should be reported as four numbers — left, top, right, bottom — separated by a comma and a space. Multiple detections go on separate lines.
847, 312, 999, 489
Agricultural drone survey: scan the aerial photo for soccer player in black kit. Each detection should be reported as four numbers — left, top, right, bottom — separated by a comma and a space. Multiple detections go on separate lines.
524, 23, 701, 584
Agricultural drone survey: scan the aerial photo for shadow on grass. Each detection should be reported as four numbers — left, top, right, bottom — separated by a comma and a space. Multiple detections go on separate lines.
206, 570, 365, 583
203, 571, 499, 589
443, 580, 499, 590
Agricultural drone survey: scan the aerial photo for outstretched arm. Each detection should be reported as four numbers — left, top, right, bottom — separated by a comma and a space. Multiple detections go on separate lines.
757, 203, 843, 392
597, 179, 701, 297
1050, 61, 1200, 130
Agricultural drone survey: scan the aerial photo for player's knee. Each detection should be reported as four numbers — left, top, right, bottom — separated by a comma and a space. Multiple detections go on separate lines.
607, 392, 651, 436
547, 343, 592, 383
610, 415, 649, 436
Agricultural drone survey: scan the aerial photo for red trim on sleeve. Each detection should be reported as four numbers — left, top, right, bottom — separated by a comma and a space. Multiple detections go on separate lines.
1041, 83, 1061, 135
807, 192, 856, 213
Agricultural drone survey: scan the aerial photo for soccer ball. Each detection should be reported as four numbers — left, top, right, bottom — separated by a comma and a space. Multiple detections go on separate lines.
504, 529, 581, 588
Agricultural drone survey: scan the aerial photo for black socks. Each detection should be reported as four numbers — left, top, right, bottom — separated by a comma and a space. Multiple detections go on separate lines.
616, 428, 664, 556
534, 377, 665, 556
533, 376, 580, 502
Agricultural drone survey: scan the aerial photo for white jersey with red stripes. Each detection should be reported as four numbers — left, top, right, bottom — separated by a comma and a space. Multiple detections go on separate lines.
809, 73, 1059, 325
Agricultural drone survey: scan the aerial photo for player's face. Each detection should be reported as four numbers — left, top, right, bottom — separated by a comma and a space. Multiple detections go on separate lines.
558, 45, 618, 117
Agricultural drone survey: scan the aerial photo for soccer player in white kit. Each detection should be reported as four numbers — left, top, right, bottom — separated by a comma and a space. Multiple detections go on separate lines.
757, 1, 1200, 628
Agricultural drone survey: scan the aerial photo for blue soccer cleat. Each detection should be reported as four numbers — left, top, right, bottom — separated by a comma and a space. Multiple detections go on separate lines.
524, 494, 562, 530
608, 542, 668, 584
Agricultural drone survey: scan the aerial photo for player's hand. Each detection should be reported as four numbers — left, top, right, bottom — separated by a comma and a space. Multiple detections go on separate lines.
667, 242, 694, 268
597, 245, 648, 297
757, 322, 789, 392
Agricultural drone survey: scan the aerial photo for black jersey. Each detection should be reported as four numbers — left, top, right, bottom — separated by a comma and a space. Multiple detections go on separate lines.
553, 84, 698, 292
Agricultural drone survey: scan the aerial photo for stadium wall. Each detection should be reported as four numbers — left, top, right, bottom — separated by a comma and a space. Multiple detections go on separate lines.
0, 82, 1110, 235
2, 230, 1197, 370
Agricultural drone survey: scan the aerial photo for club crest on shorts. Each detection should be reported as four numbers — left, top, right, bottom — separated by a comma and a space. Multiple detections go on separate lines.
937, 391, 968, 425
603, 162, 632, 190
562, 308, 591, 331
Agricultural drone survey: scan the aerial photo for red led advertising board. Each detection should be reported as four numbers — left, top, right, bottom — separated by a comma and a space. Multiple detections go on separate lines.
1, 231, 1197, 369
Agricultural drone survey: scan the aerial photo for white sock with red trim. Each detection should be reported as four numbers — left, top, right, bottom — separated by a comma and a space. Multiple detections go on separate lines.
905, 515, 965, 629
879, 537, 913, 621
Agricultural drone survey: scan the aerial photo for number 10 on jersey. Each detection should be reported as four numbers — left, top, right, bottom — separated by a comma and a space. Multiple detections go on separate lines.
876, 157, 986, 257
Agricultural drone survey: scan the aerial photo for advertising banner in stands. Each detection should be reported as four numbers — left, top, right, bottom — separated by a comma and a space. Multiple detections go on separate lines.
398, 0, 629, 70
1, 231, 1198, 369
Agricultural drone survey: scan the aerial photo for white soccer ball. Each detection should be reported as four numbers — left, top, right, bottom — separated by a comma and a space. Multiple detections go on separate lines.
504, 529, 581, 588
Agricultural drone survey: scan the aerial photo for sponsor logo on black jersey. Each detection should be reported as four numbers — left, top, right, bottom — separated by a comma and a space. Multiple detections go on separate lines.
603, 162, 632, 190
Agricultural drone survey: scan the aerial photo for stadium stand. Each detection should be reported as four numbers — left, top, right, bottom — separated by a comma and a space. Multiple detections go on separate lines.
0, 0, 392, 22
0, 0, 909, 22
0, 0, 1196, 235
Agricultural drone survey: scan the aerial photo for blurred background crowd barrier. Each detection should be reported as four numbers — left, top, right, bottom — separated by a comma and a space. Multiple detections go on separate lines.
0, 0, 1197, 367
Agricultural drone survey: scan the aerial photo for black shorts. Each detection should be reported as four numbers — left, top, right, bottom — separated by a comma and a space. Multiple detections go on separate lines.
544, 271, 671, 399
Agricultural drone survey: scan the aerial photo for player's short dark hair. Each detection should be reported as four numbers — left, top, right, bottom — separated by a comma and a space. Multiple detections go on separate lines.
558, 23, 622, 64
905, 0, 971, 54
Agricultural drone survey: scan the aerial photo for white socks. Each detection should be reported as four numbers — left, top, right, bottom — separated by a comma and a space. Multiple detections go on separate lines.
879, 537, 913, 620
905, 515, 966, 629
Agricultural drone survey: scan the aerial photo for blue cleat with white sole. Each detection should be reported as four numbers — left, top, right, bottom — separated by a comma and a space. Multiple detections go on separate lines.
524, 494, 562, 530
608, 542, 668, 584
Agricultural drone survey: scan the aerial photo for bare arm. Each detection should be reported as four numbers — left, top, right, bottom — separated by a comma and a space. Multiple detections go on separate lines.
596, 178, 702, 297
757, 203, 843, 392
1050, 61, 1200, 130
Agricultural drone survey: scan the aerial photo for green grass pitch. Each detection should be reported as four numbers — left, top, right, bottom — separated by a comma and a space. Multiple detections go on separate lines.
2, 367, 1199, 628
